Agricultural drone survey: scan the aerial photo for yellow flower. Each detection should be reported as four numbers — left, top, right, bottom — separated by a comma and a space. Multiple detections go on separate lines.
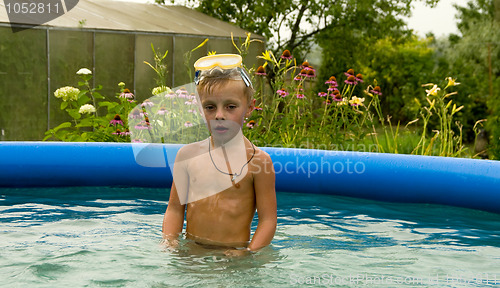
258, 50, 277, 64
425, 85, 440, 96
337, 98, 348, 106
452, 104, 464, 115
208, 51, 217, 56
445, 77, 460, 88
349, 96, 365, 106
426, 97, 436, 110
445, 100, 453, 109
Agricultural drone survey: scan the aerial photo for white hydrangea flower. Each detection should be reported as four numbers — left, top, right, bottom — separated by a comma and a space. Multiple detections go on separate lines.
76, 68, 92, 75
152, 85, 172, 95
54, 86, 80, 101
79, 104, 96, 114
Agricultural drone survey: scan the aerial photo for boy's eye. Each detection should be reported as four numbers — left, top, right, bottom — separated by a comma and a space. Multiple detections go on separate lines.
204, 105, 215, 110
227, 105, 237, 109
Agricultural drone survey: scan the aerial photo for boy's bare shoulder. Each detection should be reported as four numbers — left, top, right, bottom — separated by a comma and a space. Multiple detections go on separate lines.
175, 139, 209, 162
251, 146, 274, 170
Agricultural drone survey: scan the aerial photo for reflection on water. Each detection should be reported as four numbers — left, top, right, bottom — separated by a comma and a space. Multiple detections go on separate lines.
1, 187, 500, 287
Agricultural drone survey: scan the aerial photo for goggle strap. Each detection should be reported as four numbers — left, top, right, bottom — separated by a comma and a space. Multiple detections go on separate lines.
194, 70, 201, 85
237, 67, 253, 88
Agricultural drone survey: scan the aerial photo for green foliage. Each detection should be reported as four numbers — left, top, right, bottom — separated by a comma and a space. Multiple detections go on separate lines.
144, 43, 170, 87
167, 0, 437, 59
245, 49, 469, 157
444, 0, 500, 158
44, 72, 135, 142
358, 36, 436, 121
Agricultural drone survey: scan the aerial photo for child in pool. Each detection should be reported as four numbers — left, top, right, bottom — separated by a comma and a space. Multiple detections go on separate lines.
162, 54, 277, 256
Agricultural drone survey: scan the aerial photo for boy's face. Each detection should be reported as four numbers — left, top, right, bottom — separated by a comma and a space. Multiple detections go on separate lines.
198, 80, 255, 144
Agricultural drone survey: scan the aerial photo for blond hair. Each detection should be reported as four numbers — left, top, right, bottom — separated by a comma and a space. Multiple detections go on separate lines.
196, 67, 254, 102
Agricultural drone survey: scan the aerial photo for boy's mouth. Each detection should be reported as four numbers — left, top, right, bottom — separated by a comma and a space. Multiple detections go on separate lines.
214, 125, 229, 133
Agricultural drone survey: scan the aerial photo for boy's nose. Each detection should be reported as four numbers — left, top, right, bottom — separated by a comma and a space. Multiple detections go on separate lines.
215, 109, 225, 120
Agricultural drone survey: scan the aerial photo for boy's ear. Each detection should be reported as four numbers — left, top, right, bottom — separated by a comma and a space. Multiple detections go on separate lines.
246, 99, 256, 117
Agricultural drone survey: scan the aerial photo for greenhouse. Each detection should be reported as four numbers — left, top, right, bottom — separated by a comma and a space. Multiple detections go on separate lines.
0, 0, 264, 140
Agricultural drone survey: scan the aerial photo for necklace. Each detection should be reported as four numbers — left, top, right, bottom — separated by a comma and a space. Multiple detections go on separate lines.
208, 137, 255, 186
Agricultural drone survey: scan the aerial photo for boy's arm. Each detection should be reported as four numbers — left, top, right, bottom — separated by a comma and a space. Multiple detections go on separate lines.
162, 146, 190, 240
162, 181, 186, 240
247, 151, 277, 251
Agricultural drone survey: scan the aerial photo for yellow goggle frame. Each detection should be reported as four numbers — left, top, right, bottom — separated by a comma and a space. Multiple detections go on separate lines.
194, 54, 252, 88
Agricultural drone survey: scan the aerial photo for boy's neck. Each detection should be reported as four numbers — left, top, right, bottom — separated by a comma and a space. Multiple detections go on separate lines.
210, 129, 244, 149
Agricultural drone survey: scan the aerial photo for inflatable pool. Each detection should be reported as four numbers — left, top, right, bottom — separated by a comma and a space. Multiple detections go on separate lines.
1, 142, 499, 214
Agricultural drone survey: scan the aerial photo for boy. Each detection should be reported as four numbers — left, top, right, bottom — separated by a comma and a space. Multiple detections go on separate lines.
162, 54, 276, 256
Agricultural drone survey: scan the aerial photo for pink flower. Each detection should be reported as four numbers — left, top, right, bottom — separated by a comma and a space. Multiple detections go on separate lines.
184, 121, 193, 127
277, 89, 289, 97
119, 88, 134, 99
344, 75, 358, 85
255, 66, 267, 76
157, 108, 168, 115
371, 86, 382, 95
318, 92, 327, 97
129, 109, 142, 119
176, 88, 189, 98
120, 129, 131, 136
296, 94, 305, 99
355, 73, 364, 83
325, 76, 337, 85
134, 121, 150, 130
110, 114, 123, 126
141, 99, 154, 107
281, 50, 293, 60
344, 68, 354, 77
246, 120, 257, 128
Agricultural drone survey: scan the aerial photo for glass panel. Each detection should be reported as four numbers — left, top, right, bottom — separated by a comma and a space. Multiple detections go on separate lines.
207, 39, 238, 55
48, 30, 93, 130
135, 34, 173, 102
0, 27, 48, 140
95, 32, 134, 104
173, 36, 208, 87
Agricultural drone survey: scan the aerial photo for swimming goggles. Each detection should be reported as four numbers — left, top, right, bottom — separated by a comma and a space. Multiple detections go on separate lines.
194, 54, 253, 88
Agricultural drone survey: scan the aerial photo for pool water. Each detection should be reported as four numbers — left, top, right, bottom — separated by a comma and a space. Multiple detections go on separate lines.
1, 187, 499, 287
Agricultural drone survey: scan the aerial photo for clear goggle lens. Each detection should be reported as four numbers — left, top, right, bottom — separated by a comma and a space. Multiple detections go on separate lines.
194, 54, 252, 88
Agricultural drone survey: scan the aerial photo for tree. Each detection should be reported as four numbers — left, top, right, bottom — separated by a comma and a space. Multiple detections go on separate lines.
156, 0, 438, 57
445, 0, 500, 157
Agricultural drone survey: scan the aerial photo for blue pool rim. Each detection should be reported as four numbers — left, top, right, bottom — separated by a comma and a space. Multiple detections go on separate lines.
1, 141, 500, 214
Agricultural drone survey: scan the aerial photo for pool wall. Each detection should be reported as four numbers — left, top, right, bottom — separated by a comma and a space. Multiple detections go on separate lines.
1, 142, 500, 214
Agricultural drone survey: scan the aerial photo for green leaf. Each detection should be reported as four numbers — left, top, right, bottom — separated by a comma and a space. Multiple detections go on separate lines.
99, 101, 118, 108
93, 92, 104, 99
52, 122, 72, 132
77, 95, 91, 106
60, 101, 68, 110
75, 118, 93, 127
68, 110, 82, 120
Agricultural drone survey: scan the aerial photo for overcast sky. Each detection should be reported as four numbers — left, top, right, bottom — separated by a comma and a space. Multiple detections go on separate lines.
406, 0, 464, 37
115, 0, 465, 37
